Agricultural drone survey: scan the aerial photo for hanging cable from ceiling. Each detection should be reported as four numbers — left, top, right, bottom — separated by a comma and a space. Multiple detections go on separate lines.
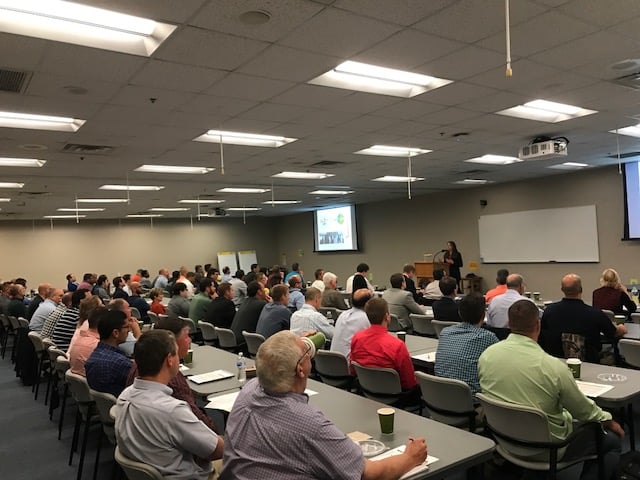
616, 128, 622, 174
75, 194, 79, 224
219, 133, 225, 175
407, 152, 412, 200
505, 0, 512, 77
271, 181, 275, 208
197, 195, 201, 220
125, 172, 130, 205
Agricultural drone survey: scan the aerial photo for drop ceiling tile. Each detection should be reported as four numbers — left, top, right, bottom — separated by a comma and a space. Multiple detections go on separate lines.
462, 91, 527, 114
290, 108, 362, 128
278, 7, 401, 58
156, 27, 269, 71
423, 45, 507, 81
191, 0, 323, 42
353, 29, 465, 70
319, 92, 400, 115
178, 94, 257, 117
206, 73, 295, 101
466, 59, 565, 95
270, 84, 352, 109
130, 60, 226, 93
414, 0, 546, 43
79, 0, 208, 23
479, 11, 597, 57
241, 102, 315, 123
374, 120, 436, 136
238, 45, 341, 82
0, 33, 47, 71
372, 100, 446, 120
26, 73, 122, 104
558, 0, 640, 27
109, 85, 195, 111
416, 82, 498, 107
335, 0, 450, 26
419, 107, 483, 126
336, 115, 399, 132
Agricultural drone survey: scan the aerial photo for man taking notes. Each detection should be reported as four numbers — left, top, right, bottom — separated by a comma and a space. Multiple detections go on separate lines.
219, 330, 426, 480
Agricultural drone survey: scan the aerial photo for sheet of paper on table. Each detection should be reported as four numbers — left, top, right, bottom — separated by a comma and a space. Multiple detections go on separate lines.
188, 369, 234, 384
205, 388, 318, 412
411, 352, 436, 363
575, 380, 614, 397
372, 445, 438, 479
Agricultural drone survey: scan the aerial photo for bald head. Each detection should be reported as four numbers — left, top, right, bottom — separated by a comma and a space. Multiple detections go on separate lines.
561, 274, 582, 298
38, 283, 51, 296
506, 274, 524, 291
352, 288, 372, 309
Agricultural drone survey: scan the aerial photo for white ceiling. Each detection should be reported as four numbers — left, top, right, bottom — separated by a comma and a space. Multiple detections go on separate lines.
1, 0, 640, 220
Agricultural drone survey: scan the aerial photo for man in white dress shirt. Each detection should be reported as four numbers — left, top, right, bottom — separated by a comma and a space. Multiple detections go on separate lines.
330, 289, 372, 359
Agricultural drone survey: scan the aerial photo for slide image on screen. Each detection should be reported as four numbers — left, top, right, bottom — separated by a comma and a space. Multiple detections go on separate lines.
314, 205, 358, 252
624, 161, 640, 240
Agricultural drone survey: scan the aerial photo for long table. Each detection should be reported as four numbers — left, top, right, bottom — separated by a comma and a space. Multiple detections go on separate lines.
185, 346, 254, 399
580, 362, 640, 450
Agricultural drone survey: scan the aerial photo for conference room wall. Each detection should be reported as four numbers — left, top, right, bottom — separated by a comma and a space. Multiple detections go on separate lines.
0, 218, 278, 289
274, 165, 638, 302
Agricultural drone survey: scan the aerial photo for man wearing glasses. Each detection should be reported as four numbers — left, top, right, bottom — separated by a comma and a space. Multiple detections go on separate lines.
219, 330, 427, 480
85, 310, 133, 397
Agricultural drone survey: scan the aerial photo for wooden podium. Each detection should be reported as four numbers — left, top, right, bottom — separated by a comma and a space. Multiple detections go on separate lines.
414, 261, 449, 287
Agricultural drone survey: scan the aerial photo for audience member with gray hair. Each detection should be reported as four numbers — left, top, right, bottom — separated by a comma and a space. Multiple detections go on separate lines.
486, 274, 536, 329
321, 272, 348, 310
290, 287, 335, 339
219, 330, 427, 480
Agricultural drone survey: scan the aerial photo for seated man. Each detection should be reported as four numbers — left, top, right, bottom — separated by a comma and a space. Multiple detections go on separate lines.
435, 293, 498, 394
287, 276, 305, 310
52, 289, 90, 351
541, 274, 627, 363
256, 285, 292, 339
479, 299, 623, 480
204, 282, 236, 329
321, 272, 348, 310
219, 330, 426, 480
115, 330, 223, 479
432, 277, 462, 322
310, 268, 325, 292
229, 270, 248, 307
402, 264, 427, 305
41, 292, 72, 339
330, 289, 372, 359
109, 298, 142, 357
230, 281, 267, 342
290, 287, 335, 339
484, 268, 509, 304
423, 269, 445, 304
188, 278, 216, 326
486, 274, 534, 329
29, 287, 63, 332
126, 317, 220, 433
382, 273, 425, 330
85, 309, 133, 396
126, 282, 150, 321
350, 298, 418, 393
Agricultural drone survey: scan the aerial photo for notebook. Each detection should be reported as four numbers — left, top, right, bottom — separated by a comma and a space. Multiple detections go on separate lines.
371, 445, 438, 480
188, 370, 234, 384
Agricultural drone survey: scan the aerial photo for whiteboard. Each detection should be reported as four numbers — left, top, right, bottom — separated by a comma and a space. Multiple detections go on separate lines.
217, 251, 238, 274
237, 250, 257, 274
478, 205, 599, 263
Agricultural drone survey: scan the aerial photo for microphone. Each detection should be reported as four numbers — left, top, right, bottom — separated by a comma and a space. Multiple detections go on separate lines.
440, 249, 447, 253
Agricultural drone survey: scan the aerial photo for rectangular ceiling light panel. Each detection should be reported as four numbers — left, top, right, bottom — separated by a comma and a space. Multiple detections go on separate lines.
0, 157, 46, 167
0, 0, 177, 56
309, 61, 452, 98
496, 99, 597, 123
0, 111, 85, 131
355, 145, 432, 157
135, 165, 214, 174
194, 130, 297, 148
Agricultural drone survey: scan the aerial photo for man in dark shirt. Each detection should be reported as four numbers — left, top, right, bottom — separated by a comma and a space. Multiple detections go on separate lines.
230, 281, 267, 343
541, 274, 627, 363
126, 281, 150, 321
7, 284, 27, 318
256, 285, 291, 339
204, 282, 236, 329
432, 276, 462, 322
85, 309, 133, 396
402, 264, 427, 305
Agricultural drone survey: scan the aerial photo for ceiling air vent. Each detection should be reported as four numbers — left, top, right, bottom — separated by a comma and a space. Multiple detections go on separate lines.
0, 68, 32, 94
63, 144, 115, 155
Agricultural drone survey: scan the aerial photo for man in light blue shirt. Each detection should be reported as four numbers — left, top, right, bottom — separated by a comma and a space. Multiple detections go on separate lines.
486, 274, 537, 328
330, 289, 371, 358
290, 288, 334, 340
29, 287, 63, 332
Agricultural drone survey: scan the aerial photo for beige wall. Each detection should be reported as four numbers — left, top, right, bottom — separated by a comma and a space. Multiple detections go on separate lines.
274, 166, 639, 304
0, 217, 278, 289
2, 165, 638, 303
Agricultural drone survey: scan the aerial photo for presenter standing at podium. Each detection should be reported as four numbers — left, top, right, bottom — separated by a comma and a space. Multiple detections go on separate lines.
443, 241, 463, 288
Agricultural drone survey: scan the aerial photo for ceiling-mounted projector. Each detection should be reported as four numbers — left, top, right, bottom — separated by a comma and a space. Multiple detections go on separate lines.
518, 136, 568, 160
209, 207, 228, 217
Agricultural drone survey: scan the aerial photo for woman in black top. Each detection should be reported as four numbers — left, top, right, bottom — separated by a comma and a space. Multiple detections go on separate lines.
443, 240, 463, 288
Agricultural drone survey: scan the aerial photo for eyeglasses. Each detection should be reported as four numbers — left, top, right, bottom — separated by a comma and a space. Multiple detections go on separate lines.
295, 344, 312, 370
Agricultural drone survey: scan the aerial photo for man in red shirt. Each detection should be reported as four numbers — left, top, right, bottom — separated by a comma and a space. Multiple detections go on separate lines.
485, 268, 509, 304
350, 297, 417, 391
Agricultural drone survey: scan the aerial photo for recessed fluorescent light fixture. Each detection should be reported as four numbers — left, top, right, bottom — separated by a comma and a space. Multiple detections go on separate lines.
43, 215, 87, 219
496, 99, 597, 123
99, 185, 164, 191
0, 0, 177, 56
262, 200, 302, 205
148, 207, 189, 212
548, 162, 589, 170
76, 198, 128, 203
126, 214, 163, 218
610, 125, 640, 138
309, 190, 354, 195
178, 199, 225, 204
134, 165, 214, 174
0, 111, 85, 132
194, 130, 297, 148
372, 176, 424, 182
0, 198, 10, 202
226, 207, 262, 211
465, 154, 522, 165
272, 171, 335, 180
217, 187, 270, 193
454, 179, 491, 185
57, 208, 105, 212
0, 182, 24, 188
308, 60, 452, 98
355, 145, 432, 157
0, 157, 46, 167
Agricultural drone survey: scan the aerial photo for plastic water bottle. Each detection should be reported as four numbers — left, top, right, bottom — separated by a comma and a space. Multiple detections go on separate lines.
236, 352, 246, 386
326, 310, 332, 321
632, 286, 639, 306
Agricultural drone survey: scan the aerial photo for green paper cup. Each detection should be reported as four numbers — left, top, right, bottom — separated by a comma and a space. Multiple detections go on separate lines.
567, 358, 581, 379
377, 407, 395, 435
183, 349, 193, 367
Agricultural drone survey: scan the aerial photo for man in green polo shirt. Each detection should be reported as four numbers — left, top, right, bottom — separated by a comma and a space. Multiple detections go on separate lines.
188, 278, 216, 326
479, 299, 622, 480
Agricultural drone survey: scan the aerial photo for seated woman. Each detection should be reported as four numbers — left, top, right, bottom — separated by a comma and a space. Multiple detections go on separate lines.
148, 288, 166, 315
592, 268, 637, 317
